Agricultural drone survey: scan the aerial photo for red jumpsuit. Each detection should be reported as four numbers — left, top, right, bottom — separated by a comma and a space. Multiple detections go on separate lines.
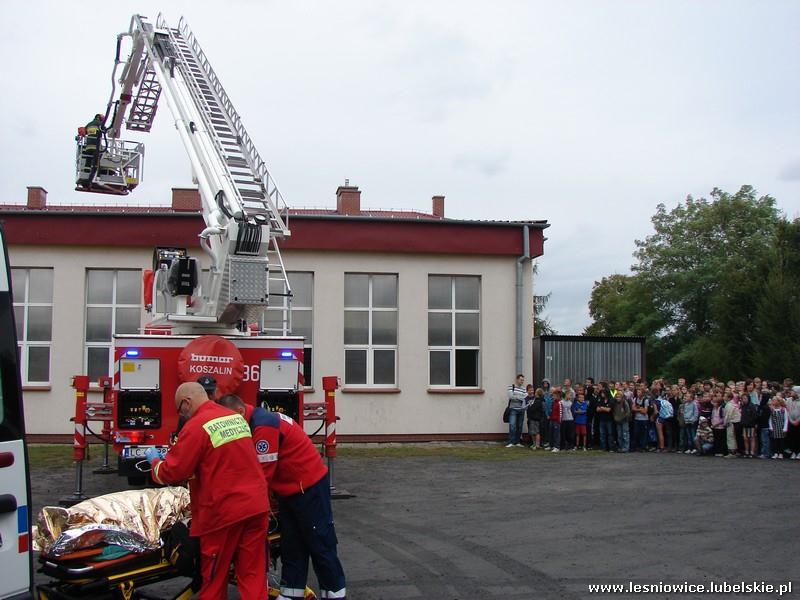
152, 401, 269, 600
243, 405, 346, 600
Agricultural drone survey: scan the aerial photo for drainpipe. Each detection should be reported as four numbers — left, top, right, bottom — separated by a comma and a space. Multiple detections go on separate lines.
516, 225, 530, 376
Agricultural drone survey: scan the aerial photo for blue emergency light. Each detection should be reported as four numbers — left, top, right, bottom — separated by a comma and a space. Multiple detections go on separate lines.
280, 351, 294, 359
125, 349, 140, 357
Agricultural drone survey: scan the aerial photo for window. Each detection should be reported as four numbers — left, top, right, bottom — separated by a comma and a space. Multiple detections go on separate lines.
344, 274, 398, 387
263, 272, 314, 386
11, 268, 53, 385
428, 275, 480, 387
85, 270, 141, 381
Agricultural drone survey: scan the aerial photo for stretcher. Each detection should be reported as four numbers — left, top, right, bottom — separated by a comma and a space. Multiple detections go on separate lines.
36, 518, 316, 599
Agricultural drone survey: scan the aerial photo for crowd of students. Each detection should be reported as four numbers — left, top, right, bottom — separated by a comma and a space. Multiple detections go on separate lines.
505, 375, 800, 460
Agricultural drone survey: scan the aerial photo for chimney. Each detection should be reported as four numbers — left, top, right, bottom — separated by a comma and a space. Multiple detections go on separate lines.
336, 183, 361, 215
26, 186, 47, 210
172, 187, 202, 212
432, 195, 445, 218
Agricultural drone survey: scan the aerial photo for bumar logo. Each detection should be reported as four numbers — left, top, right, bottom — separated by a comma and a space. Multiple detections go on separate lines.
188, 353, 236, 375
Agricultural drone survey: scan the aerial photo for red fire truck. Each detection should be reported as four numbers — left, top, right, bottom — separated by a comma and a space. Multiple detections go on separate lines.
75, 15, 306, 483
113, 335, 304, 482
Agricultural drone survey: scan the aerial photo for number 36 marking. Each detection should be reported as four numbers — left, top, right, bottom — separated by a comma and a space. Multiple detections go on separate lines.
242, 364, 260, 382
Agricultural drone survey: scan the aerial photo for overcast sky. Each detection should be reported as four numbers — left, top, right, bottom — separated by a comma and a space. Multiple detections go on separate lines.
1, 1, 798, 333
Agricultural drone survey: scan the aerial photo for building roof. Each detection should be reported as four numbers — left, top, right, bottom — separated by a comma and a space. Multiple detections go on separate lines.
0, 203, 548, 228
1, 186, 548, 257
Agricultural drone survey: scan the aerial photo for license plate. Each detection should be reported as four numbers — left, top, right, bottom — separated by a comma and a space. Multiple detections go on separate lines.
122, 445, 167, 460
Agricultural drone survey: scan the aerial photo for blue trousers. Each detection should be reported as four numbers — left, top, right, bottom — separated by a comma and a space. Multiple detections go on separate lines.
278, 474, 346, 599
760, 427, 771, 458
549, 422, 561, 449
508, 409, 524, 445
633, 420, 649, 450
682, 424, 697, 451
615, 421, 630, 452
599, 421, 614, 450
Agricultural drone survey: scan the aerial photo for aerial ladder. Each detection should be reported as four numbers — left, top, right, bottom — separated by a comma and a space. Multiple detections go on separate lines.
67, 15, 317, 489
75, 14, 293, 334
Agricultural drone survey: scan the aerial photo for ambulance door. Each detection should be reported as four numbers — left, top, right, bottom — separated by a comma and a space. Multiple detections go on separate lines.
0, 224, 33, 598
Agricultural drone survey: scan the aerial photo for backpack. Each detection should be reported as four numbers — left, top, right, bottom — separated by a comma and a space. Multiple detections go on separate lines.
658, 398, 673, 419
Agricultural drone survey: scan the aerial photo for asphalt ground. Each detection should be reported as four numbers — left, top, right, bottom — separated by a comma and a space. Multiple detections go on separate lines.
30, 445, 800, 599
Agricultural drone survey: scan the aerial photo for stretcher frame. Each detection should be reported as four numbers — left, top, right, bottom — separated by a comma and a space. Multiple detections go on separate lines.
36, 531, 315, 600
36, 542, 199, 600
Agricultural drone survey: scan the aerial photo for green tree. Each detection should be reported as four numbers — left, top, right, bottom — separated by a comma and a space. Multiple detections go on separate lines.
533, 291, 556, 335
584, 274, 660, 336
586, 185, 799, 381
751, 219, 800, 379
533, 261, 556, 335
584, 273, 670, 374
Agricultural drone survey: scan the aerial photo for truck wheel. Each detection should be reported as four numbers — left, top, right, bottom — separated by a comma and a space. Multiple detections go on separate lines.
127, 475, 146, 486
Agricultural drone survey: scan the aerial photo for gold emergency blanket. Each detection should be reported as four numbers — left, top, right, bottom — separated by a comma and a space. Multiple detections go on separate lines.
33, 486, 191, 554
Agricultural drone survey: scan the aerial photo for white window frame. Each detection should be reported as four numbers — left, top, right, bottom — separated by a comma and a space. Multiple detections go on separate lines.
12, 268, 53, 386
427, 275, 481, 388
84, 269, 141, 382
343, 273, 398, 388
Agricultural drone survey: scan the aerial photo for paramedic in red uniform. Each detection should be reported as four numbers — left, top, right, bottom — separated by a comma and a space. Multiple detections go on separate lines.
217, 394, 346, 600
145, 382, 269, 600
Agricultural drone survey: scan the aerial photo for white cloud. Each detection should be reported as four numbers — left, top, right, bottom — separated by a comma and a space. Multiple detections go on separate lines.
1, 0, 799, 331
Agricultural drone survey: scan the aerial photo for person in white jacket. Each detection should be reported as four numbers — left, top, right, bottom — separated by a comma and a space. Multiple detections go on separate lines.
723, 392, 742, 457
784, 390, 800, 459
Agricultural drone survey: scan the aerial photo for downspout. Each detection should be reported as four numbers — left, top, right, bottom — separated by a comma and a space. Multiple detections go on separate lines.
516, 225, 530, 376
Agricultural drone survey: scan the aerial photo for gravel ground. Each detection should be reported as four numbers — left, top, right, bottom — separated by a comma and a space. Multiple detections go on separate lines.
31, 446, 800, 599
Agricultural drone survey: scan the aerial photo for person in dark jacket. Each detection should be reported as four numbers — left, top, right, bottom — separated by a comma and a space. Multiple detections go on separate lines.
549, 389, 563, 452
740, 394, 758, 457
595, 389, 615, 452
585, 378, 598, 449
77, 113, 104, 186
757, 390, 773, 458
526, 386, 546, 449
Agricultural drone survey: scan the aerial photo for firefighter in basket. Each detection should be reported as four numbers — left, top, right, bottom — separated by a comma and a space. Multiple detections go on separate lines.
76, 113, 104, 187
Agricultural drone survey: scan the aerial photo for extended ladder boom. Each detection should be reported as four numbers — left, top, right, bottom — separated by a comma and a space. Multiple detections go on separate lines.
95, 14, 293, 333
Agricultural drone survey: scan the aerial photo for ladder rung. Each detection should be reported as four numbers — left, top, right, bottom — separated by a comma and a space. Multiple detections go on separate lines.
238, 189, 264, 199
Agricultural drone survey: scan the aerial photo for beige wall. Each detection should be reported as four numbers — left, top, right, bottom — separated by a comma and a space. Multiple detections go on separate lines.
10, 245, 533, 437
11, 246, 152, 434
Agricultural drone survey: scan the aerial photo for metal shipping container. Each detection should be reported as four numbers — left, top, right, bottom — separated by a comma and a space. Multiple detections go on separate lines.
532, 335, 646, 385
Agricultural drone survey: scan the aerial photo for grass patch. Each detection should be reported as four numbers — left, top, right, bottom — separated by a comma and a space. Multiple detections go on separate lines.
28, 444, 106, 470
28, 443, 610, 468
335, 445, 608, 461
